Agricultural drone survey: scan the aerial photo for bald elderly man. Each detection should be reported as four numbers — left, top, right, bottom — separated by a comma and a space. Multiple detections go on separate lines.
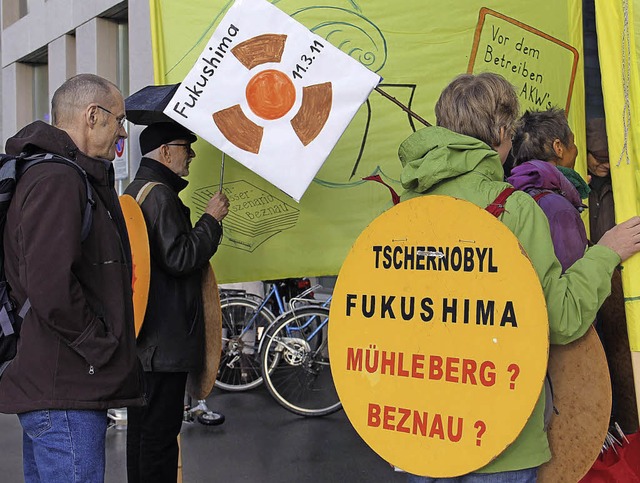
0, 73, 143, 483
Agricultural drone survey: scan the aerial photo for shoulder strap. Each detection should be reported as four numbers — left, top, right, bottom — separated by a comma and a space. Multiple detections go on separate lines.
135, 182, 162, 206
486, 185, 557, 426
0, 152, 95, 322
485, 187, 515, 217
532, 190, 553, 203
19, 153, 95, 242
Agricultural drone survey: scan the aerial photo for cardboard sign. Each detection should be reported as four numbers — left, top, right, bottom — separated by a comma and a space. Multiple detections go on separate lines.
164, 0, 381, 202
186, 264, 223, 400
329, 195, 549, 477
537, 326, 612, 482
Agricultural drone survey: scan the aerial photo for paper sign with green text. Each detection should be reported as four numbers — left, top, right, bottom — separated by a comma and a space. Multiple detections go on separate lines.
468, 8, 579, 113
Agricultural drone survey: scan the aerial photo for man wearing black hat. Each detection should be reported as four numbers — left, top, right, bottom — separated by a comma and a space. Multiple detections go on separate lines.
125, 122, 229, 483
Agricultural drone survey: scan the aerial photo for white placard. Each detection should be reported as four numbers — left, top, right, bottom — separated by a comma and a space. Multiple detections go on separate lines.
164, 0, 381, 201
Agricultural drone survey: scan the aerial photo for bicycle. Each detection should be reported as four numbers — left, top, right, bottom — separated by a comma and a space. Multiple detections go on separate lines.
259, 296, 342, 417
216, 279, 315, 392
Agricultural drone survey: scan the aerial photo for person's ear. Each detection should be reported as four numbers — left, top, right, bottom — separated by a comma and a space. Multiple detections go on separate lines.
552, 138, 564, 158
499, 126, 508, 144
161, 144, 171, 163
85, 105, 98, 127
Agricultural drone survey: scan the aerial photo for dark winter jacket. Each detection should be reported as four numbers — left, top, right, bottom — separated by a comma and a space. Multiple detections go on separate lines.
508, 160, 588, 272
125, 158, 222, 372
588, 175, 615, 243
0, 121, 144, 413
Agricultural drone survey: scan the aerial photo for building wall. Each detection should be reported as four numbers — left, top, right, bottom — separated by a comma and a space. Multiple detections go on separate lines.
0, 0, 153, 183
0, 0, 263, 292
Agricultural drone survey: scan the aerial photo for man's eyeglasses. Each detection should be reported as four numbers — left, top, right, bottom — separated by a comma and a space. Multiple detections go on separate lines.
96, 105, 127, 128
166, 143, 194, 153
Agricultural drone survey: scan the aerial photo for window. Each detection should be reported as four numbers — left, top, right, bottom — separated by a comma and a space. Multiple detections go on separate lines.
117, 23, 129, 96
32, 63, 49, 123
2, 0, 28, 28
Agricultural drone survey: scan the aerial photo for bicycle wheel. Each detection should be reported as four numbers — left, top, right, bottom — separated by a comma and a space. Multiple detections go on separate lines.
216, 297, 276, 391
260, 307, 342, 417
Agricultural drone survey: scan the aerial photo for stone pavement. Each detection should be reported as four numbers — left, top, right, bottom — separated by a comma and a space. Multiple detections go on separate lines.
0, 385, 406, 483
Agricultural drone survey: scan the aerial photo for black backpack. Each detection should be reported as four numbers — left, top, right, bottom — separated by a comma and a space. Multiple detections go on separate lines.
0, 152, 94, 377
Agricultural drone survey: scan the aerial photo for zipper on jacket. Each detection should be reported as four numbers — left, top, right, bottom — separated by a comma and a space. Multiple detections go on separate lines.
89, 365, 95, 375
91, 179, 130, 266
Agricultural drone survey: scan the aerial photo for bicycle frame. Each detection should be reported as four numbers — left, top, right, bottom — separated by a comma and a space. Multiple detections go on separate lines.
218, 281, 325, 392
221, 283, 283, 342
225, 282, 323, 340
263, 283, 288, 316
258, 295, 332, 354
287, 295, 332, 340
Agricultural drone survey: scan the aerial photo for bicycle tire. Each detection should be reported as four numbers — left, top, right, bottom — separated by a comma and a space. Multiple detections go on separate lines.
216, 297, 276, 391
260, 307, 342, 417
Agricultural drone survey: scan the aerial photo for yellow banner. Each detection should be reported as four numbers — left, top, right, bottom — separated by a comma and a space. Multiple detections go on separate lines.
149, 0, 586, 283
594, 0, 640, 350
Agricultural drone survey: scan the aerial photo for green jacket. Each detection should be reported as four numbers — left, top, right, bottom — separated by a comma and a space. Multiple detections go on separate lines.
399, 127, 619, 473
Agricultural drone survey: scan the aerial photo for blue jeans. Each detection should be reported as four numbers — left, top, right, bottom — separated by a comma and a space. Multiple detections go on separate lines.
406, 468, 538, 483
19, 409, 108, 483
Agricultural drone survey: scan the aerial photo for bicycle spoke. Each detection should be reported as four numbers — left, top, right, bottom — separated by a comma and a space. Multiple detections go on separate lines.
216, 297, 275, 392
261, 307, 341, 416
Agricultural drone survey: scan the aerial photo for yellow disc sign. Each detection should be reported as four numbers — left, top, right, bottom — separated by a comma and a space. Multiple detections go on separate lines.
328, 195, 549, 477
119, 194, 151, 337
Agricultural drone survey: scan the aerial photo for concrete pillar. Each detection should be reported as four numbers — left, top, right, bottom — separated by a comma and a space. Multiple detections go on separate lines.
2, 62, 32, 146
75, 17, 118, 83
127, 0, 155, 180
48, 35, 76, 109
129, 0, 154, 93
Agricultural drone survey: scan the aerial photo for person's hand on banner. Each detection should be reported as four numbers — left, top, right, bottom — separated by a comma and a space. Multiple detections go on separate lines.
206, 192, 230, 222
597, 216, 640, 262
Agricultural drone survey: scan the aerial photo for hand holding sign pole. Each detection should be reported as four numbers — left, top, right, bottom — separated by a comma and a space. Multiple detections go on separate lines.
219, 152, 225, 193
164, 0, 381, 202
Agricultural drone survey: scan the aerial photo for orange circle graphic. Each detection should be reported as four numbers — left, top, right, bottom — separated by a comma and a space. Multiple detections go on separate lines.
246, 69, 296, 120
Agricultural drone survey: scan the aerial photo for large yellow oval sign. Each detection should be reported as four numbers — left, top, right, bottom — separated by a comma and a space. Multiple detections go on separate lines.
329, 195, 549, 477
